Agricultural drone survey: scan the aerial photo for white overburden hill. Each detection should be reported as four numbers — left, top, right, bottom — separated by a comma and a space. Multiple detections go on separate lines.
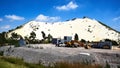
7, 17, 120, 42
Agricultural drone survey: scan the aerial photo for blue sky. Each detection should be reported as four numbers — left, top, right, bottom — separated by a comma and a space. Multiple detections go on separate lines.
0, 0, 120, 33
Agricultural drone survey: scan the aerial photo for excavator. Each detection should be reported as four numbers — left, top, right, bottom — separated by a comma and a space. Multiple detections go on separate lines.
52, 36, 85, 48
64, 40, 84, 47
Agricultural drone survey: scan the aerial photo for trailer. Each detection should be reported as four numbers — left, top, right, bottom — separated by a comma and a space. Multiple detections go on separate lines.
91, 41, 112, 49
52, 36, 72, 47
52, 36, 84, 47
52, 38, 64, 47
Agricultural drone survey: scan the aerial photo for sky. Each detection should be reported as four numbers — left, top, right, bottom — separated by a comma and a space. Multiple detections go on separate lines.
0, 0, 120, 33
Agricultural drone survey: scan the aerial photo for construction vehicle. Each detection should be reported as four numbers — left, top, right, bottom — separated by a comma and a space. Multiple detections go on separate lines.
64, 40, 84, 47
91, 41, 112, 49
52, 36, 84, 47
52, 36, 72, 47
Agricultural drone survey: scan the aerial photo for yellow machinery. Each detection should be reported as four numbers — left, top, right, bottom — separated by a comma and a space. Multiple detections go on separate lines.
64, 40, 84, 47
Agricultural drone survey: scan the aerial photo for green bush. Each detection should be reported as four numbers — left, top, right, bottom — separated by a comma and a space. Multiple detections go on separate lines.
0, 51, 3, 56
1, 56, 24, 64
0, 57, 27, 68
0, 56, 45, 68
118, 65, 120, 68
81, 39, 86, 43
105, 61, 110, 68
7, 39, 19, 47
104, 39, 119, 46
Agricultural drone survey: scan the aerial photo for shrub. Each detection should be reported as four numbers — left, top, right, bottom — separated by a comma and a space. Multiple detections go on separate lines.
112, 40, 118, 45
104, 39, 118, 45
105, 61, 110, 68
16, 25, 23, 29
1, 56, 24, 65
11, 32, 20, 40
0, 56, 45, 68
29, 31, 36, 40
118, 65, 120, 68
7, 39, 19, 47
0, 51, 4, 56
0, 32, 7, 45
47, 34, 53, 43
52, 61, 102, 68
81, 39, 86, 43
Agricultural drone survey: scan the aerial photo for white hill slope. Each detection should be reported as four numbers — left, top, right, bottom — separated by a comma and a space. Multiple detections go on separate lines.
7, 17, 120, 42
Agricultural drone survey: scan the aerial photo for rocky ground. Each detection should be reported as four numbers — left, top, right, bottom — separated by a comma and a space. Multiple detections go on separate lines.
0, 44, 120, 68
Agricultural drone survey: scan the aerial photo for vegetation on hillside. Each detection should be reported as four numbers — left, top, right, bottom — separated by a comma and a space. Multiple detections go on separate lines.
47, 34, 53, 43
8, 25, 23, 33
98, 21, 120, 33
24, 31, 53, 44
0, 31, 119, 46
74, 33, 79, 41
41, 31, 46, 39
0, 32, 19, 47
0, 32, 7, 45
104, 39, 119, 45
0, 30, 54, 46
29, 31, 36, 40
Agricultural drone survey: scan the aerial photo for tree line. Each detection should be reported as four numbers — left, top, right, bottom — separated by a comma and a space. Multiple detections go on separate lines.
0, 31, 53, 46
0, 31, 119, 46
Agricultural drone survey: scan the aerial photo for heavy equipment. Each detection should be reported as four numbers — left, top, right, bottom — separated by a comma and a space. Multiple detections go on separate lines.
52, 36, 84, 47
91, 41, 112, 49
64, 40, 84, 47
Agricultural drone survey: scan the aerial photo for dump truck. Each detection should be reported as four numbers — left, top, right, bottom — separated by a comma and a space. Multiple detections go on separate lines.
91, 41, 112, 49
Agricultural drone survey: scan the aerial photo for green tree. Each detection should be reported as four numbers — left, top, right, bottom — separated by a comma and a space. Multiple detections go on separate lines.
104, 39, 118, 45
81, 39, 86, 43
41, 31, 46, 39
74, 33, 79, 40
104, 39, 111, 41
47, 34, 53, 43
0, 32, 7, 45
24, 36, 30, 44
29, 31, 36, 40
11, 32, 20, 40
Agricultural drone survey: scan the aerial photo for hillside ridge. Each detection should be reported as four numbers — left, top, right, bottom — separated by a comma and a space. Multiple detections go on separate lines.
7, 17, 120, 42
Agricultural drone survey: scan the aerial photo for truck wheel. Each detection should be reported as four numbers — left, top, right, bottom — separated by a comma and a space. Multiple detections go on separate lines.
103, 45, 110, 49
56, 44, 59, 47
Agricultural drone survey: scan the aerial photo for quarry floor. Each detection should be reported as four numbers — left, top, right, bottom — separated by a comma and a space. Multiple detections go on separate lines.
0, 44, 120, 68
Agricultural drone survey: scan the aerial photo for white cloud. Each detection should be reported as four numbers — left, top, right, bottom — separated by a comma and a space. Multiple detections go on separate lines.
56, 1, 78, 11
0, 18, 3, 21
112, 16, 120, 21
0, 25, 10, 29
35, 14, 60, 22
5, 14, 25, 21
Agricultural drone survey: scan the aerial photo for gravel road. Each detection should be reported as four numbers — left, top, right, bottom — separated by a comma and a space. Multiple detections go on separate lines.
0, 44, 120, 68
